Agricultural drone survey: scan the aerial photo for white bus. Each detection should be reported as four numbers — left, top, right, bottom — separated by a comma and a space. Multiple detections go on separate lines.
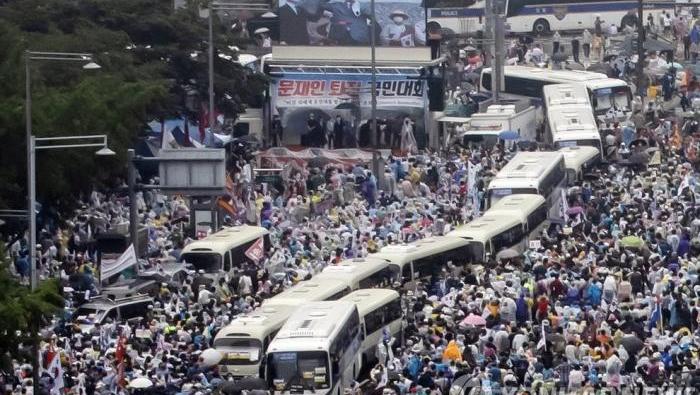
505, 0, 672, 34
214, 305, 296, 378
448, 214, 527, 261
486, 151, 566, 220
448, 194, 548, 260
314, 257, 393, 291
543, 84, 603, 157
266, 301, 362, 395
262, 277, 352, 308
427, 0, 485, 36
480, 66, 633, 121
340, 289, 403, 365
371, 236, 473, 285
487, 194, 548, 235
180, 225, 269, 276
559, 146, 601, 185
427, 0, 672, 35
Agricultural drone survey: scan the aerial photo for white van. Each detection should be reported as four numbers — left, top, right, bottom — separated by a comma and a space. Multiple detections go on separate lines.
180, 225, 269, 276
214, 305, 296, 378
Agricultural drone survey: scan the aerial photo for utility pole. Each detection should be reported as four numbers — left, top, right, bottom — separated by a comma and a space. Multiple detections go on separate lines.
485, 0, 505, 101
127, 149, 139, 257
494, 0, 506, 101
208, 7, 216, 132
636, 0, 645, 86
370, 0, 377, 143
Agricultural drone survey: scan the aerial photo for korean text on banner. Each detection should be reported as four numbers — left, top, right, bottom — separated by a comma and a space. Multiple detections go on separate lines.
101, 244, 137, 280
245, 238, 265, 263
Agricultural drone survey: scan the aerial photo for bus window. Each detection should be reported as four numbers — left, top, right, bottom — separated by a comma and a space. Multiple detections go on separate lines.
491, 224, 525, 251
413, 256, 443, 280
505, 76, 552, 98
224, 252, 232, 272
180, 253, 221, 273
481, 71, 492, 91
527, 205, 548, 232
327, 287, 351, 301
358, 267, 393, 289
401, 263, 413, 283
364, 308, 384, 335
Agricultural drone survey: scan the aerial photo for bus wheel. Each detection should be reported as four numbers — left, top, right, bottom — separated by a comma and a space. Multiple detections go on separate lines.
532, 19, 550, 34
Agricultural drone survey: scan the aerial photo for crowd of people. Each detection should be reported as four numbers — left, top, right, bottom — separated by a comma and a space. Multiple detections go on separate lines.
5, 6, 700, 395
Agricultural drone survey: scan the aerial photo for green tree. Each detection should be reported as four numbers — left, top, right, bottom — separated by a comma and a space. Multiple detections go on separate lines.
0, 0, 267, 212
0, 243, 64, 372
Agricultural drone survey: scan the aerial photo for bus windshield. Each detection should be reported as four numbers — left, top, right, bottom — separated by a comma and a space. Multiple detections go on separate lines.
267, 351, 330, 391
180, 253, 221, 273
214, 338, 263, 365
554, 139, 601, 150
462, 134, 500, 149
592, 86, 631, 114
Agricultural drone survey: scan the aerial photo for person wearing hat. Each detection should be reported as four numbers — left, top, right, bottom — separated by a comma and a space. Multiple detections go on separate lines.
254, 27, 272, 48
380, 10, 417, 47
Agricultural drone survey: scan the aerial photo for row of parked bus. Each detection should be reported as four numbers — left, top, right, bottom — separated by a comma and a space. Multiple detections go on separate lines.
184, 142, 602, 395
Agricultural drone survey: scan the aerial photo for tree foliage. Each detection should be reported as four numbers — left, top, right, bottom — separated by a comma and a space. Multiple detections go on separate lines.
0, 0, 267, 211
0, 243, 64, 371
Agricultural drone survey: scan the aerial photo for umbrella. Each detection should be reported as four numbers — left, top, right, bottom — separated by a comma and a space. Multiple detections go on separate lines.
499, 130, 520, 140
495, 248, 520, 261
461, 313, 486, 326
620, 335, 645, 356
620, 235, 644, 249
200, 348, 223, 367
566, 206, 585, 215
128, 377, 153, 389
334, 102, 359, 110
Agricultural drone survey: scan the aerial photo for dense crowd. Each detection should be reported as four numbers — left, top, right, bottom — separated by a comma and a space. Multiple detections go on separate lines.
6, 6, 700, 395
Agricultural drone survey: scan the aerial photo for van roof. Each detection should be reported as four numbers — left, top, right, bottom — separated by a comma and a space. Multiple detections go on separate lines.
267, 301, 358, 352
317, 257, 389, 281
371, 236, 470, 266
559, 146, 600, 169
493, 152, 564, 180
181, 225, 268, 255
340, 289, 400, 317
485, 194, 546, 223
448, 214, 522, 242
262, 277, 349, 307
214, 305, 296, 340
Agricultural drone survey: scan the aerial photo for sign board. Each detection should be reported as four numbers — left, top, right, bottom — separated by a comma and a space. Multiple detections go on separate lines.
529, 240, 542, 250
158, 149, 226, 196
245, 238, 265, 263
277, 0, 426, 47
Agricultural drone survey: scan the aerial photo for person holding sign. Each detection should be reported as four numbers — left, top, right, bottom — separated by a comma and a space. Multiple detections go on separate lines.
381, 10, 416, 47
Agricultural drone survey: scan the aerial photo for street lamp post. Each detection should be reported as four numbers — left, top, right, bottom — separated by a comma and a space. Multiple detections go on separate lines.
24, 51, 101, 393
207, 1, 269, 131
29, 134, 115, 279
25, 51, 101, 290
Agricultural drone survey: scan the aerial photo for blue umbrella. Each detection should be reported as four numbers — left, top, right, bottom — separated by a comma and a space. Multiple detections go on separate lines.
499, 130, 520, 140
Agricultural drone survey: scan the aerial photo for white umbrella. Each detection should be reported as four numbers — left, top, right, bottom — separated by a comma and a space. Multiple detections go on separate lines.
128, 377, 153, 389
200, 348, 223, 367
